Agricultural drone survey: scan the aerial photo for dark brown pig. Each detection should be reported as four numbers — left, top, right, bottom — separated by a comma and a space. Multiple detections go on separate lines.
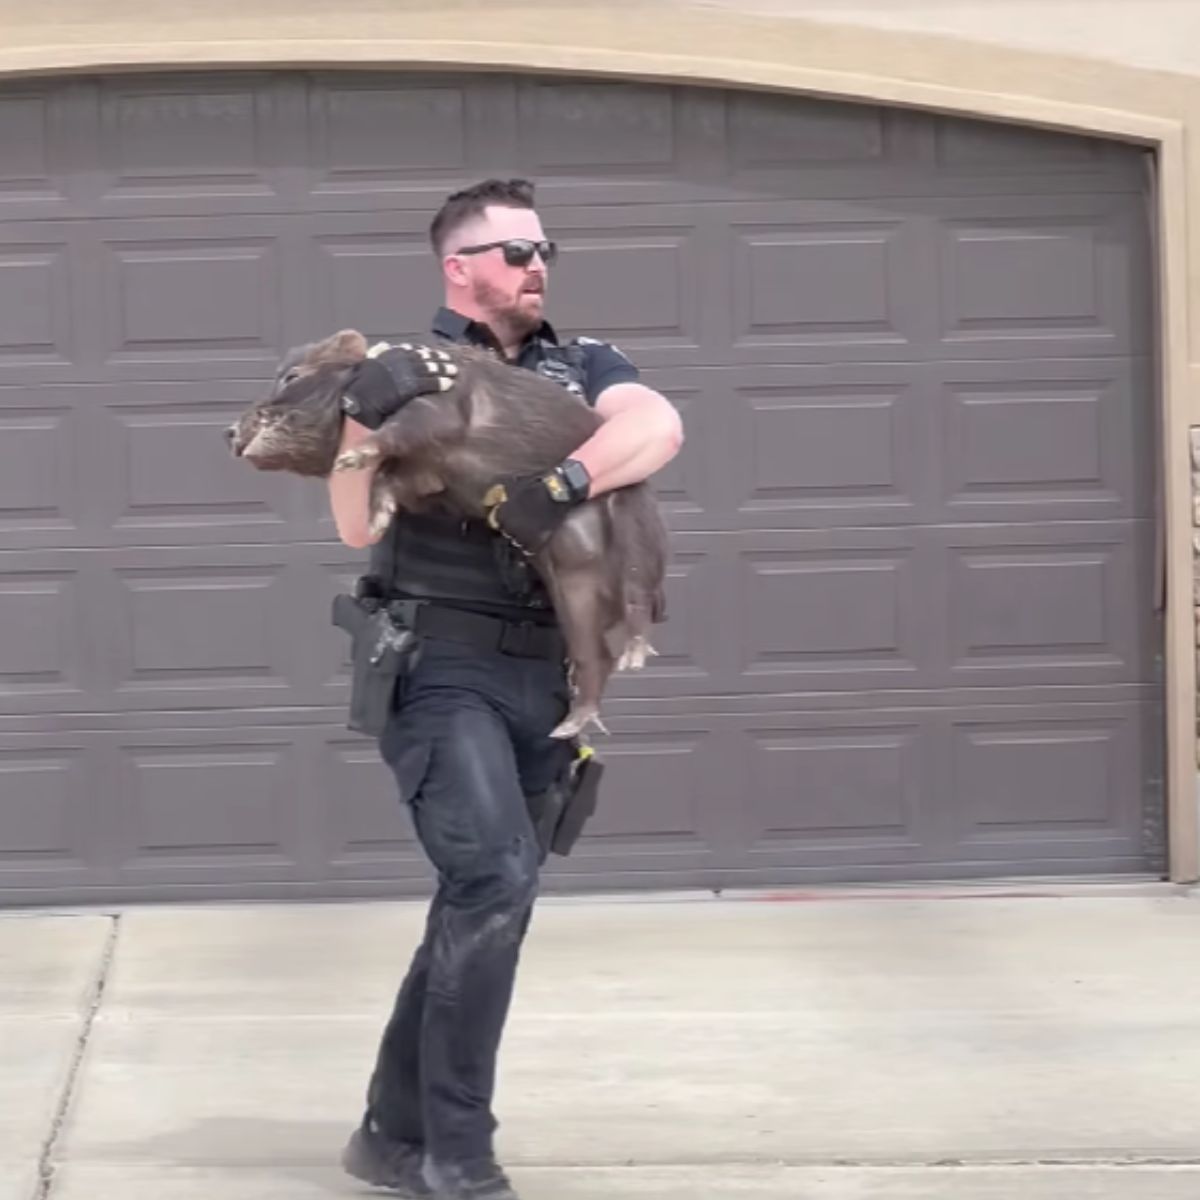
227, 328, 669, 739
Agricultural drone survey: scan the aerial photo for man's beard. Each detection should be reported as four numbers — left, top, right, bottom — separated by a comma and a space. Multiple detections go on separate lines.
472, 277, 543, 342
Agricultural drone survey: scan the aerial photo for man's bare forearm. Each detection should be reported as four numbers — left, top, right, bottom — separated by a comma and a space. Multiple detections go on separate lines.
327, 416, 379, 549
569, 382, 683, 496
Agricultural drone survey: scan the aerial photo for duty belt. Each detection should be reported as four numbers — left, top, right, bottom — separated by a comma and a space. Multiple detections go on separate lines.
386, 597, 565, 662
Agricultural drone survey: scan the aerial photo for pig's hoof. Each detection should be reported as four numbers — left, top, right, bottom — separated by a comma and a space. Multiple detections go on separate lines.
334, 446, 379, 472
616, 636, 657, 671
367, 493, 398, 538
551, 706, 608, 740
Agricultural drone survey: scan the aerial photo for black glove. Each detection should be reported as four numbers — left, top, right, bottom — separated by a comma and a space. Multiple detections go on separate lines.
485, 459, 592, 555
339, 344, 460, 430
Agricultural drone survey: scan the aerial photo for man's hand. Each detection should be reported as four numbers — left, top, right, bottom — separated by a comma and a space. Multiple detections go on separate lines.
339, 344, 460, 431
484, 460, 591, 555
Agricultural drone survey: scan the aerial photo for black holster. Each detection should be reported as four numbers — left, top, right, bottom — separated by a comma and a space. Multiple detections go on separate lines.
526, 747, 605, 859
332, 590, 418, 738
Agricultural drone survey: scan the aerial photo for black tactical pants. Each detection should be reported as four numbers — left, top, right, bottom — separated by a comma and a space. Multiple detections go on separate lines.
363, 632, 574, 1166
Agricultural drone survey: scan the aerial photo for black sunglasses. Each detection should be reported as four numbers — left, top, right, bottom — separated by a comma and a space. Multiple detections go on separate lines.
454, 238, 558, 268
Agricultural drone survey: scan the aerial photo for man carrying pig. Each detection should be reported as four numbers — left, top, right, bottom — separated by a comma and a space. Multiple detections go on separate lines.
331, 177, 682, 1200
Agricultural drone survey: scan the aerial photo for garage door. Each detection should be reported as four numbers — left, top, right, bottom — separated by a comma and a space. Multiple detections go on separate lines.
0, 70, 1163, 904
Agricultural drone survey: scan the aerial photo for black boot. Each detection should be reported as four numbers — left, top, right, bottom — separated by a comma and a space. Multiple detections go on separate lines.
341, 1120, 432, 1196
424, 1156, 522, 1199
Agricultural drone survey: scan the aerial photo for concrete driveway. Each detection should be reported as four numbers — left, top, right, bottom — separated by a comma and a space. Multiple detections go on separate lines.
5, 884, 1200, 1198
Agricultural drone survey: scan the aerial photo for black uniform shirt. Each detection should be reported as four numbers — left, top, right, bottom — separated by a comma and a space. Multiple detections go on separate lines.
429, 306, 640, 407
365, 307, 643, 623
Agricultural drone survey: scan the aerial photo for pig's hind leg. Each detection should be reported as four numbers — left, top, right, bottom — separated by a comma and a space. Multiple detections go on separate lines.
537, 508, 620, 740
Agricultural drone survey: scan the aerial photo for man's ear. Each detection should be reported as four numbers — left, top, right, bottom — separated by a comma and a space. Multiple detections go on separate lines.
442, 253, 470, 289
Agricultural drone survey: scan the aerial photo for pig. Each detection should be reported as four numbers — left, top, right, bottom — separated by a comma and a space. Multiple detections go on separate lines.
226, 328, 670, 739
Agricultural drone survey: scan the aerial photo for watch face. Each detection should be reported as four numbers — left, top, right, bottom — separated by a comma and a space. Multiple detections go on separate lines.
560, 459, 591, 500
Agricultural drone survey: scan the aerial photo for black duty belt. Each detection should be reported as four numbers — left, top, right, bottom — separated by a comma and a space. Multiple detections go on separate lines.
390, 599, 565, 662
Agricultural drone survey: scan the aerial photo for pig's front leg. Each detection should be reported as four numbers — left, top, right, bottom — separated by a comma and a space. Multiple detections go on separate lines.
332, 395, 463, 473
333, 398, 464, 536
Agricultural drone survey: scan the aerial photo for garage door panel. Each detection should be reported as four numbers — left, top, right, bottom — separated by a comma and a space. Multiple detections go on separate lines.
0, 221, 92, 382
726, 371, 925, 530
931, 114, 1146, 178
727, 204, 931, 362
944, 521, 1152, 687
739, 719, 928, 859
91, 73, 287, 211
305, 71, 523, 208
934, 193, 1151, 357
90, 217, 294, 380
0, 381, 316, 551
0, 83, 80, 221
0, 226, 75, 368
95, 543, 361, 713
311, 75, 474, 180
306, 215, 443, 345
0, 393, 83, 545
104, 395, 293, 541
0, 743, 100, 888
729, 89, 891, 171
737, 539, 925, 692
643, 363, 930, 533
0, 541, 363, 715
518, 78, 680, 172
0, 561, 92, 709
941, 703, 1149, 869
537, 205, 714, 357
107, 563, 295, 702
936, 357, 1154, 523
663, 529, 929, 698
110, 726, 313, 888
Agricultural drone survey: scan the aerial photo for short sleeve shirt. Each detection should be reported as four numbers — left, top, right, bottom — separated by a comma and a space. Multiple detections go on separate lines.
430, 307, 639, 407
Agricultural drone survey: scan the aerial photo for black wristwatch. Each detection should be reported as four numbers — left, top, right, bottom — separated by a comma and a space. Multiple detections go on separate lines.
549, 458, 591, 504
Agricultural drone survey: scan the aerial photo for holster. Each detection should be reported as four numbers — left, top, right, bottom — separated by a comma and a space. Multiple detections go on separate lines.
526, 745, 605, 859
332, 589, 418, 738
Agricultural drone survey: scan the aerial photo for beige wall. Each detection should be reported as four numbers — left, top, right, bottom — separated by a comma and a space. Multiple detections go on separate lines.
693, 1, 1200, 78
6, 0, 1200, 880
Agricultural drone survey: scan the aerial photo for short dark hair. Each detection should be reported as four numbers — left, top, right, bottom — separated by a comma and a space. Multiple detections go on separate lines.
429, 177, 536, 256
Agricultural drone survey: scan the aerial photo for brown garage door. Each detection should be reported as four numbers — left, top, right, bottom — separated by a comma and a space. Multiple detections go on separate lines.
0, 70, 1163, 904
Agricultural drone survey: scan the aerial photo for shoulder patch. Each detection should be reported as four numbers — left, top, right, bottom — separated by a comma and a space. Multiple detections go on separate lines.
573, 335, 629, 359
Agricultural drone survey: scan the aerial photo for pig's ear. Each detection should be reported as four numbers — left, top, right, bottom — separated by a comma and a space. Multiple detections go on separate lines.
313, 329, 368, 364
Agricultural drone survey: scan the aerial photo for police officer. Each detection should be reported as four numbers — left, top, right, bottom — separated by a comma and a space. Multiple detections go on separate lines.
329, 179, 683, 1200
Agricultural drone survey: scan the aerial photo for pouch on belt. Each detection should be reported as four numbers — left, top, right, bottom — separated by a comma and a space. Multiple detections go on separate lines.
527, 744, 605, 859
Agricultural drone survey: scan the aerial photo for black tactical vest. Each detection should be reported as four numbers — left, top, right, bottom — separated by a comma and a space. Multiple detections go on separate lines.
364, 336, 590, 622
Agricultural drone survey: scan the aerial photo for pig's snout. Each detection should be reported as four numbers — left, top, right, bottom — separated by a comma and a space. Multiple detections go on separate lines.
225, 422, 248, 456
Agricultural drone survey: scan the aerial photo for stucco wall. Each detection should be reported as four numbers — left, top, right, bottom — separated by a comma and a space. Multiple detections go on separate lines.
4, 0, 1200, 878
691, 1, 1200, 78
